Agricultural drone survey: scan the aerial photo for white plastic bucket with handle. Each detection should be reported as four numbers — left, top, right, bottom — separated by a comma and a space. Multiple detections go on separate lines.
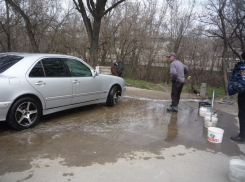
205, 112, 217, 118
229, 159, 245, 182
207, 127, 224, 143
199, 107, 211, 117
204, 115, 218, 128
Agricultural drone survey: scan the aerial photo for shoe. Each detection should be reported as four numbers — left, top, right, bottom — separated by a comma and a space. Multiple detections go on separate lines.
230, 135, 245, 142
167, 106, 178, 112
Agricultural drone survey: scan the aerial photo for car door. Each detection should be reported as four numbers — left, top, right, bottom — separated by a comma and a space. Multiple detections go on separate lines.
27, 58, 72, 109
63, 58, 102, 104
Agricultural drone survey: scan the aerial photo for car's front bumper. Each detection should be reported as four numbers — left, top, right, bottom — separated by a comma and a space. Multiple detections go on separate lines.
0, 102, 12, 121
122, 86, 126, 96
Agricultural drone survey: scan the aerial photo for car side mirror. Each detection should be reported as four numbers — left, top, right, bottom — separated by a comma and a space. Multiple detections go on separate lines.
92, 70, 99, 77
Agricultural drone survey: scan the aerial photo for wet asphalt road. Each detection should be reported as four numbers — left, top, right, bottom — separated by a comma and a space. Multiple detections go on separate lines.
0, 96, 244, 181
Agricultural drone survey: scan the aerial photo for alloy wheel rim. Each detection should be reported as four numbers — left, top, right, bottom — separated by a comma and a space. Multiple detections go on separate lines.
113, 91, 119, 104
15, 102, 38, 126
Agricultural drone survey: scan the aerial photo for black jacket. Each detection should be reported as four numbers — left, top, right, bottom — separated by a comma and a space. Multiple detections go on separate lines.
117, 61, 124, 74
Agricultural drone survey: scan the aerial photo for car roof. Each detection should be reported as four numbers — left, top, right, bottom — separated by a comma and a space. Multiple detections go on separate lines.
0, 52, 91, 77
0, 52, 74, 59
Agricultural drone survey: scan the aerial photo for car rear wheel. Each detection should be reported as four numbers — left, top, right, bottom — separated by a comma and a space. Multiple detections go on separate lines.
7, 97, 41, 130
106, 86, 120, 107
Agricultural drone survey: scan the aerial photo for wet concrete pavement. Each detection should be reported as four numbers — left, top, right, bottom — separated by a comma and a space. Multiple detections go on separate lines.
0, 88, 244, 182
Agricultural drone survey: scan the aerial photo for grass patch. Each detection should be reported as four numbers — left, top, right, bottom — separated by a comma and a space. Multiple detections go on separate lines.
206, 86, 226, 99
124, 78, 226, 98
124, 78, 166, 92
183, 84, 226, 98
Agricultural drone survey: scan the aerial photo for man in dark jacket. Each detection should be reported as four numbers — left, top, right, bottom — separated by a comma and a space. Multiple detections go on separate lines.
113, 60, 124, 77
228, 52, 245, 143
166, 52, 188, 112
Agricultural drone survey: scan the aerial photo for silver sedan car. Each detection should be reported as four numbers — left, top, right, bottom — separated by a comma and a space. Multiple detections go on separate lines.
0, 53, 126, 130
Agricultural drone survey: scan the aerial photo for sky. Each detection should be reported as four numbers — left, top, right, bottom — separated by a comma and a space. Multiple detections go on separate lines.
129, 0, 208, 12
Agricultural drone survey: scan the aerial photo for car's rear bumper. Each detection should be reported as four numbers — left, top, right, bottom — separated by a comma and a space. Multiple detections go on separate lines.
0, 102, 11, 121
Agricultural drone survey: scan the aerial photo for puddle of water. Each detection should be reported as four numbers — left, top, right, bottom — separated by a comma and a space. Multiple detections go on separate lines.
0, 97, 243, 175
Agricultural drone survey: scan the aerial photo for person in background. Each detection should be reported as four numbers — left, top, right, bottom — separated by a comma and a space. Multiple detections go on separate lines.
112, 60, 124, 77
228, 52, 245, 143
166, 52, 188, 112
111, 61, 118, 76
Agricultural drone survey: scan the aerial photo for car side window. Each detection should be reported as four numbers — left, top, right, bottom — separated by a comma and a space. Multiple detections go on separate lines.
64, 59, 92, 77
42, 58, 68, 77
29, 61, 45, 77
0, 55, 23, 74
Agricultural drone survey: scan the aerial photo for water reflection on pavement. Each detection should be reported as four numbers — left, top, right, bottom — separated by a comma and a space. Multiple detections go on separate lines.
0, 96, 243, 175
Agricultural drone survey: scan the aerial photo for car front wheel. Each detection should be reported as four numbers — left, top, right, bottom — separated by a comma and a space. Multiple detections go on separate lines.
7, 97, 41, 130
106, 86, 120, 107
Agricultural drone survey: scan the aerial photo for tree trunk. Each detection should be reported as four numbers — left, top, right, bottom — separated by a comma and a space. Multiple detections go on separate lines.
101, 48, 107, 66
222, 47, 228, 94
90, 19, 101, 66
25, 24, 40, 53
218, 0, 228, 94
5, 0, 11, 51
90, 39, 99, 66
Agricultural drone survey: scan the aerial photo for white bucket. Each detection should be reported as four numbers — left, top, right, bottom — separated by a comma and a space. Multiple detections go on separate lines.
204, 115, 218, 128
204, 120, 218, 128
229, 159, 245, 182
199, 107, 211, 117
205, 112, 217, 118
207, 127, 224, 143
204, 115, 218, 122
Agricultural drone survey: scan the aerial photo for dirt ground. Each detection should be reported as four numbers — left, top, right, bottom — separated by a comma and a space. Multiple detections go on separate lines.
0, 86, 244, 182
125, 86, 238, 115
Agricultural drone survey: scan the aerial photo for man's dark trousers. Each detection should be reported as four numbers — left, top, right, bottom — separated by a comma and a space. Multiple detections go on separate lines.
171, 81, 184, 107
238, 92, 245, 138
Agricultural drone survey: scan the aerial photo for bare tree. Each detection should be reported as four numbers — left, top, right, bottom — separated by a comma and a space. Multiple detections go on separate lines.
0, 0, 21, 52
1, 0, 72, 53
72, 0, 125, 66
166, 0, 196, 55
0, 0, 11, 51
5, 0, 40, 52
226, 0, 245, 57
200, 0, 245, 94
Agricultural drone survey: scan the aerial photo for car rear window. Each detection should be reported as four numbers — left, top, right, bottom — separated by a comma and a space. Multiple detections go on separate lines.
0, 55, 23, 74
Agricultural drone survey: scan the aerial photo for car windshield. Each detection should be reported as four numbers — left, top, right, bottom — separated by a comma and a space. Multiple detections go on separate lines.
0, 55, 23, 74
